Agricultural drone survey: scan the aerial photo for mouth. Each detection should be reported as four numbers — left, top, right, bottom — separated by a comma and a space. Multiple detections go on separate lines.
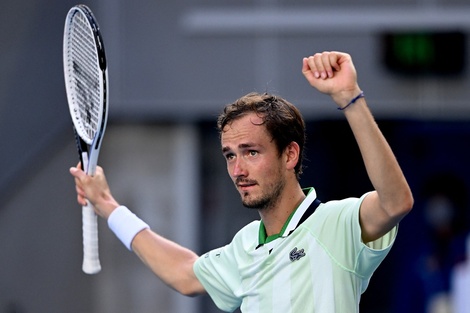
238, 184, 255, 191
236, 180, 257, 192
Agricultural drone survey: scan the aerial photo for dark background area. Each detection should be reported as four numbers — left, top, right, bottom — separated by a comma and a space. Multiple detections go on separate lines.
199, 119, 470, 313
1, 0, 470, 312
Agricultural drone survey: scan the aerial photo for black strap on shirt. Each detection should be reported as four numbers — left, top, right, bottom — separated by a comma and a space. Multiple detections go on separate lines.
257, 198, 322, 249
296, 198, 322, 230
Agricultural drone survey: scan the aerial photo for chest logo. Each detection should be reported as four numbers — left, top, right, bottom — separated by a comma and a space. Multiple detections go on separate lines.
289, 247, 306, 262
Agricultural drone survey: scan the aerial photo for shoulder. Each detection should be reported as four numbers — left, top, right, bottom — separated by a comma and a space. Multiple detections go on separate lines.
194, 220, 260, 277
316, 195, 367, 218
230, 220, 260, 248
302, 194, 370, 234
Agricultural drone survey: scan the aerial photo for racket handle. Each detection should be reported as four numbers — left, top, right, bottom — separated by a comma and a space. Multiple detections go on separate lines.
82, 203, 101, 274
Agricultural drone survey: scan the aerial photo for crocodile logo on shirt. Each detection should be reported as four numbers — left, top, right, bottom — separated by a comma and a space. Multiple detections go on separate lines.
289, 247, 306, 262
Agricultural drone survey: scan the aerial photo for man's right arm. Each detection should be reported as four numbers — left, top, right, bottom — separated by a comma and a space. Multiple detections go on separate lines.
69, 165, 206, 296
131, 227, 206, 296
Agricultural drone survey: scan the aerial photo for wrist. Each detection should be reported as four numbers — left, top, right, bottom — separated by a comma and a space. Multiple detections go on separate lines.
107, 206, 149, 251
331, 87, 362, 108
96, 199, 120, 220
337, 91, 364, 111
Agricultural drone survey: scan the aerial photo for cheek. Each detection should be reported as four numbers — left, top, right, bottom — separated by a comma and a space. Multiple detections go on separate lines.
263, 159, 285, 179
253, 160, 276, 178
226, 164, 234, 177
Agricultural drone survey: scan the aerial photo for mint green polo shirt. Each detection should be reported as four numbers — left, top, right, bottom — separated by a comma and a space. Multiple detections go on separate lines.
193, 188, 397, 312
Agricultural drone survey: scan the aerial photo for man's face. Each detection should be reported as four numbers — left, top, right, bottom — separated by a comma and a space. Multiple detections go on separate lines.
221, 113, 286, 210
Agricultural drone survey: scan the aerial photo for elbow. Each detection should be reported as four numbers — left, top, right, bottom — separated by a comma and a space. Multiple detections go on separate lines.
381, 188, 414, 221
176, 280, 205, 297
403, 189, 414, 214
171, 264, 206, 297
394, 189, 414, 219
180, 289, 202, 298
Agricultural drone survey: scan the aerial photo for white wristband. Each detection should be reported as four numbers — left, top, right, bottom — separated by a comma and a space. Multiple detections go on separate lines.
107, 206, 149, 251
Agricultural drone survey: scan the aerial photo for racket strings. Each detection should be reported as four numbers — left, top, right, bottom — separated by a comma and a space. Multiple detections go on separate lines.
63, 4, 107, 274
65, 12, 102, 141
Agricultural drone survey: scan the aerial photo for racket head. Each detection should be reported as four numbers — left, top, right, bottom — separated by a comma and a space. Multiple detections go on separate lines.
63, 4, 108, 147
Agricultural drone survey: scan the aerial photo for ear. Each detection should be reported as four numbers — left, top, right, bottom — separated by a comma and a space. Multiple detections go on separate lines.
284, 141, 300, 171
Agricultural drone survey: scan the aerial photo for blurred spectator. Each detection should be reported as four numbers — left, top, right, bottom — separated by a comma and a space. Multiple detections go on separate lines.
394, 173, 469, 313
451, 233, 470, 313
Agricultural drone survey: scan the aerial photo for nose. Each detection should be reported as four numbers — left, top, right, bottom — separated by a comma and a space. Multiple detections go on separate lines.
231, 157, 247, 178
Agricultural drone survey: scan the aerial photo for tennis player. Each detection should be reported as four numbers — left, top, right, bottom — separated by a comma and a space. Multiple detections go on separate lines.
70, 51, 413, 312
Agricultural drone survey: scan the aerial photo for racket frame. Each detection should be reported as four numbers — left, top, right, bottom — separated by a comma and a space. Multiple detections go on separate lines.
63, 4, 109, 274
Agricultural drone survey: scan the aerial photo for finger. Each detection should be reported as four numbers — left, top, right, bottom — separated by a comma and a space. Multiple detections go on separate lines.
95, 165, 104, 176
302, 57, 317, 82
77, 194, 88, 207
304, 55, 320, 78
328, 52, 341, 73
320, 52, 333, 79
325, 52, 342, 76
75, 184, 86, 197
301, 57, 310, 73
70, 166, 86, 180
311, 53, 325, 78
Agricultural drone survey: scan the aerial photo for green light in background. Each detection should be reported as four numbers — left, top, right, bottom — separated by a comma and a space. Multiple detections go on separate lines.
382, 31, 466, 76
392, 33, 435, 67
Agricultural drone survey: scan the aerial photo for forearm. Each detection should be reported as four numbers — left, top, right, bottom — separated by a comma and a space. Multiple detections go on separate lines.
131, 229, 205, 296
342, 96, 413, 215
106, 206, 205, 296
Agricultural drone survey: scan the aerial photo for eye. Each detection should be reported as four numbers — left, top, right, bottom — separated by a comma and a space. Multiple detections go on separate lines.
224, 153, 235, 161
249, 150, 258, 157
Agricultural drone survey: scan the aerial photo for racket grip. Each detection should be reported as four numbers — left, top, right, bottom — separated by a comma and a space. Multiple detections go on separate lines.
82, 203, 101, 274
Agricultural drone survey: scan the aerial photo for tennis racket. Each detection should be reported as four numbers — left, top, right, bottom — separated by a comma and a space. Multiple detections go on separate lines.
63, 4, 109, 274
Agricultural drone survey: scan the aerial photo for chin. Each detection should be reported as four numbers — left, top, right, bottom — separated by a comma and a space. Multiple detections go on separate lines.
242, 197, 270, 210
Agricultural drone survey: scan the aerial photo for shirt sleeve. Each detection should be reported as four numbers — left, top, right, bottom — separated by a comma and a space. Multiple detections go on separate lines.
193, 221, 259, 312
312, 193, 397, 291
193, 244, 242, 312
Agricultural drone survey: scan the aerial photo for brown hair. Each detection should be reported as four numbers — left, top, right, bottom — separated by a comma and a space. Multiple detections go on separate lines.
217, 92, 306, 179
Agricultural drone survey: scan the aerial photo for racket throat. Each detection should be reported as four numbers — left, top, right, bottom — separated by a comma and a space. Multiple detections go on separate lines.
81, 152, 90, 173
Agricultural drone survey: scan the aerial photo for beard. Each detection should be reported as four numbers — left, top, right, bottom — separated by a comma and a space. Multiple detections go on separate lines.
240, 178, 285, 211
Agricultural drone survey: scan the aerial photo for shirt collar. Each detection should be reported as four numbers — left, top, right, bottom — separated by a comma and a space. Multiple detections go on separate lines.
258, 187, 317, 246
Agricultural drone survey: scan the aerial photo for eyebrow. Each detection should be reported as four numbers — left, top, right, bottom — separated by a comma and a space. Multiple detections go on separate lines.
222, 142, 258, 154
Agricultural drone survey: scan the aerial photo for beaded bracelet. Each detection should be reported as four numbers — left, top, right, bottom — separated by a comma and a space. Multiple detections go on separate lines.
337, 91, 364, 111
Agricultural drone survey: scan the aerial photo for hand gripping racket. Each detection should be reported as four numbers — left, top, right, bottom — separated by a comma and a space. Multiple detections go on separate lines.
63, 4, 109, 274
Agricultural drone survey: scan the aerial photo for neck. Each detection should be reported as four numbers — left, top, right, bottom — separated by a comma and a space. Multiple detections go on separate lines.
259, 184, 306, 237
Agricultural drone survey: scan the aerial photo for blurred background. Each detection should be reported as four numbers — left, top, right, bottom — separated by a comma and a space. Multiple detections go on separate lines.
1, 0, 470, 312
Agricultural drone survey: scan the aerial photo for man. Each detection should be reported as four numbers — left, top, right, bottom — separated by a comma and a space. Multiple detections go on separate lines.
70, 51, 413, 312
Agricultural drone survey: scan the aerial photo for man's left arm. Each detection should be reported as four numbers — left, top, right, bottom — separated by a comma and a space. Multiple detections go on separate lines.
302, 51, 414, 243
342, 95, 413, 242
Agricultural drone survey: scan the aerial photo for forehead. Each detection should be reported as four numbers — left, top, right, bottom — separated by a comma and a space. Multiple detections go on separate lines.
220, 113, 269, 147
